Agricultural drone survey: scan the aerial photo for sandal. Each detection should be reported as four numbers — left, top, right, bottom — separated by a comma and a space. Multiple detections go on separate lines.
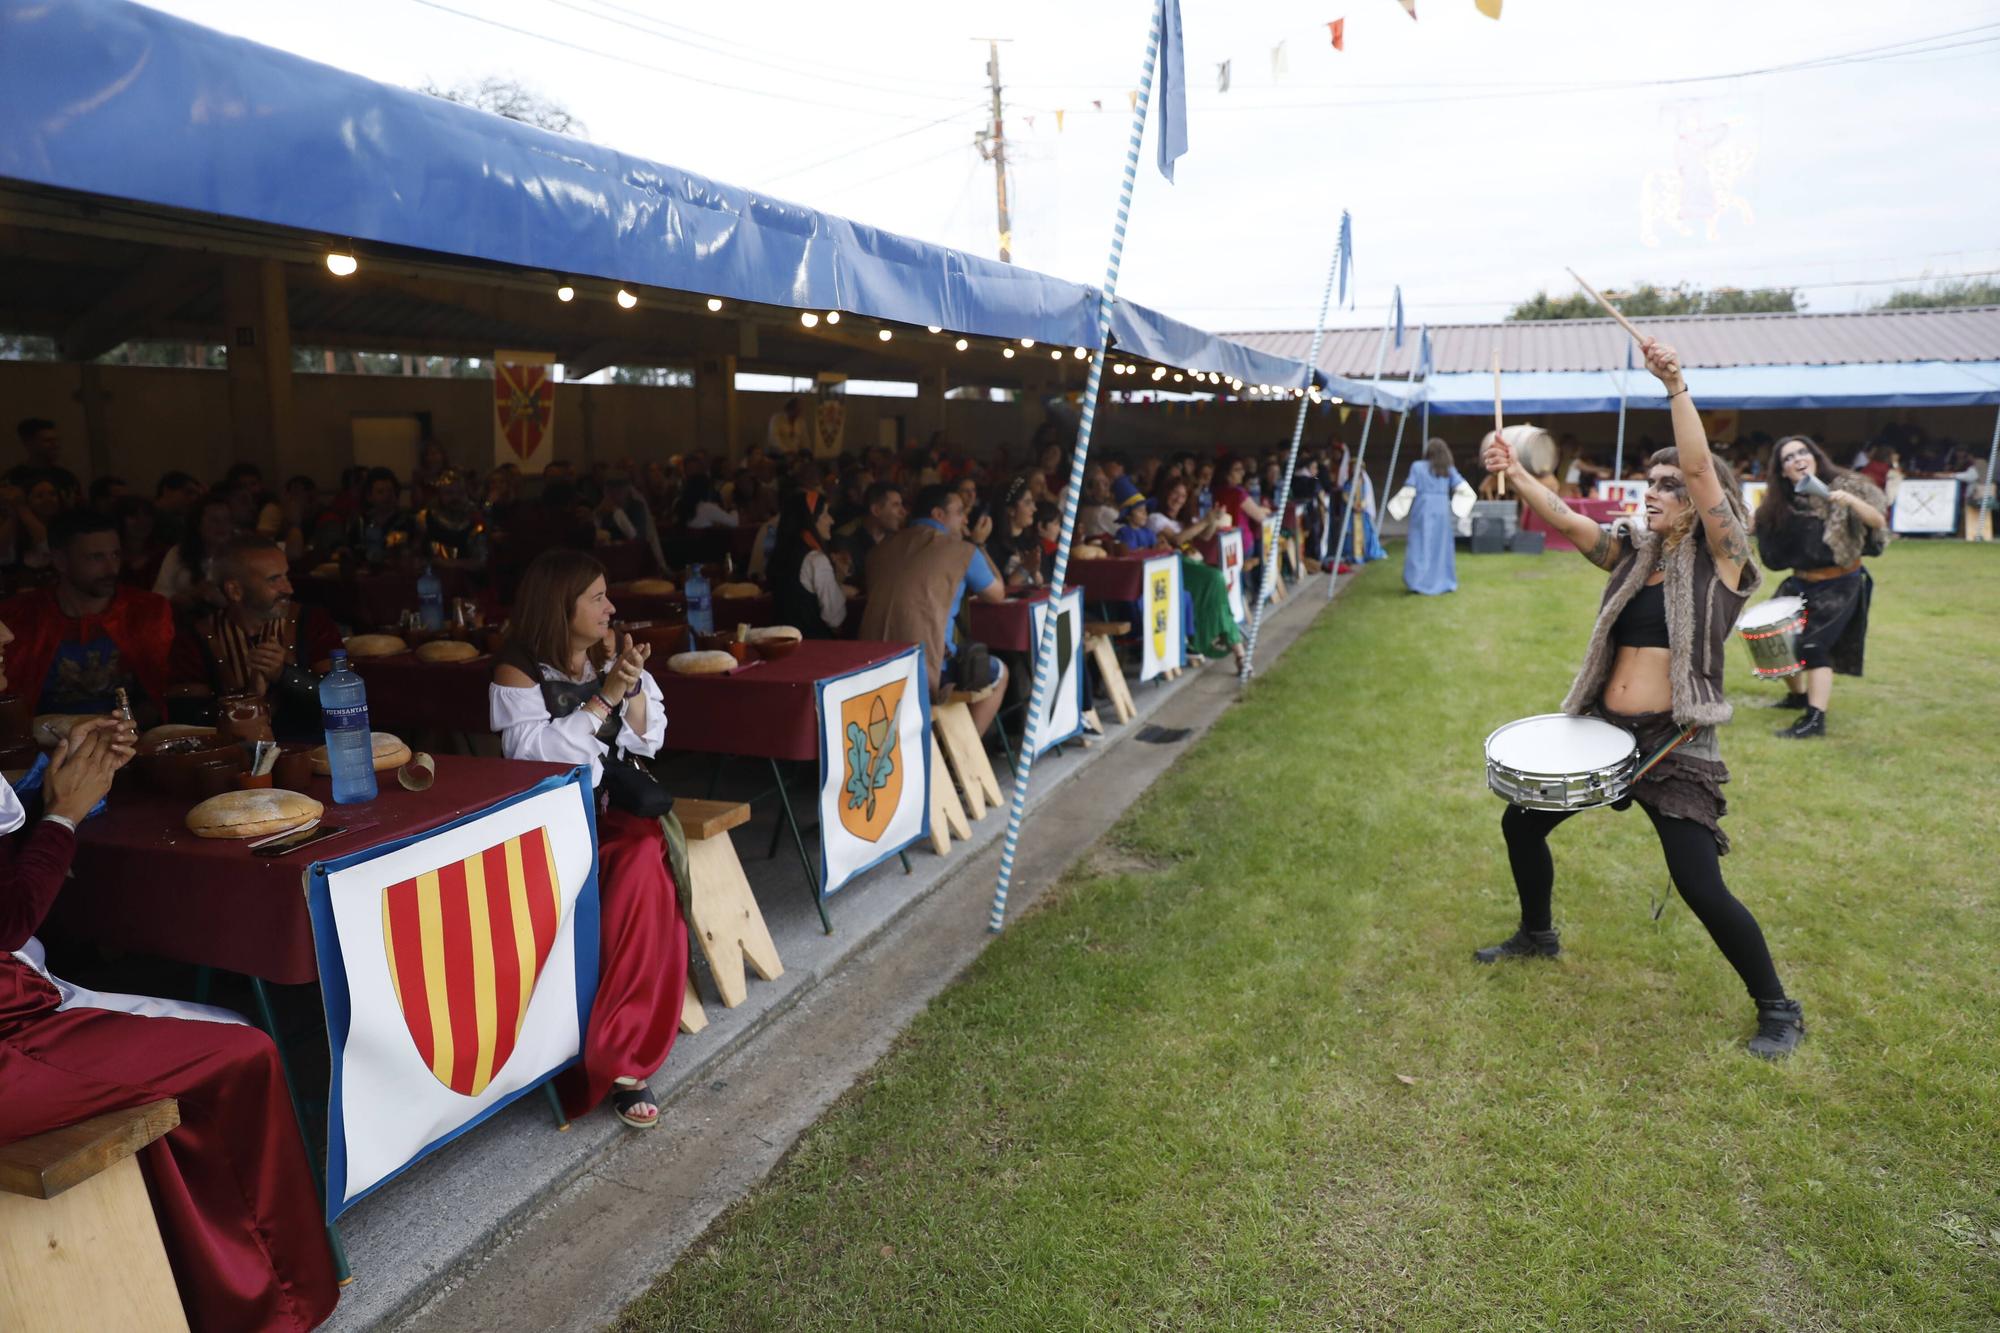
610, 1082, 660, 1129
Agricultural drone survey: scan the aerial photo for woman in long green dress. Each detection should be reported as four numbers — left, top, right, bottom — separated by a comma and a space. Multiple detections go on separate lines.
1149, 478, 1245, 668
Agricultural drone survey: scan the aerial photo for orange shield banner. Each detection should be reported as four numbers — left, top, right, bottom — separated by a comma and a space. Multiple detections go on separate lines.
380, 825, 562, 1098
837, 677, 907, 842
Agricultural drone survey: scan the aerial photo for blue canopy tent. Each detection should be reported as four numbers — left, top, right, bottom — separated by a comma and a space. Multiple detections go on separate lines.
0, 0, 1316, 386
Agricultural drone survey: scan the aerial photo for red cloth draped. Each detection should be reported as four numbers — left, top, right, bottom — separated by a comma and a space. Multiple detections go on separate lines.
0, 583, 175, 715
555, 806, 687, 1118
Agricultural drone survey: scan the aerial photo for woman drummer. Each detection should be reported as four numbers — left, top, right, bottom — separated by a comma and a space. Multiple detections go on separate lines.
1752, 435, 1890, 739
1474, 337, 1803, 1059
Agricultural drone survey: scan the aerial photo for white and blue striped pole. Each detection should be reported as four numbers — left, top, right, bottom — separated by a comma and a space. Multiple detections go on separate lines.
1240, 227, 1346, 682
1326, 298, 1399, 601
1374, 397, 1414, 524
988, 5, 1164, 933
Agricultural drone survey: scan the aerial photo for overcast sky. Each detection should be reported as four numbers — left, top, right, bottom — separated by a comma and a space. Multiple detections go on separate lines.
136, 0, 2000, 333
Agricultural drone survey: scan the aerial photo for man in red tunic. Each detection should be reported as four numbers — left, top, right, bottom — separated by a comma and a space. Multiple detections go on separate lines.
0, 510, 175, 723
0, 617, 339, 1330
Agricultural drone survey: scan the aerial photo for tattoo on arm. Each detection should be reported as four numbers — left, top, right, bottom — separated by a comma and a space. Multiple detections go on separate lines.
1584, 527, 1617, 570
1705, 500, 1750, 564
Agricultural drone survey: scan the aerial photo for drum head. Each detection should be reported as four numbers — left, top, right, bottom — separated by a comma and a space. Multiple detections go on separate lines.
1737, 596, 1806, 631
1486, 714, 1635, 775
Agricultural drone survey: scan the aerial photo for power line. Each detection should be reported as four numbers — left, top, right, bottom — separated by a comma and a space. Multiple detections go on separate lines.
758, 108, 984, 188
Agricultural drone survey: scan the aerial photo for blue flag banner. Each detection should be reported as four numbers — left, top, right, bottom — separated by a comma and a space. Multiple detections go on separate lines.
1337, 210, 1355, 308
1418, 325, 1433, 380
1155, 0, 1188, 181
1392, 286, 1406, 350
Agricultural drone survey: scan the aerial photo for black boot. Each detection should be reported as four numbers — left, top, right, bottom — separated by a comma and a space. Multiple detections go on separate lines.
1771, 691, 1809, 710
1747, 998, 1805, 1059
1775, 706, 1826, 739
1473, 927, 1561, 964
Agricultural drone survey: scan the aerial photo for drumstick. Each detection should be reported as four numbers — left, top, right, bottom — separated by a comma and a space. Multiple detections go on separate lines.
1565, 267, 1645, 346
1491, 349, 1507, 498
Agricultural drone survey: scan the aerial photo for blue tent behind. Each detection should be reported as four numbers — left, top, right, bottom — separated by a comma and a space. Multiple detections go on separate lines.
1407, 361, 2000, 415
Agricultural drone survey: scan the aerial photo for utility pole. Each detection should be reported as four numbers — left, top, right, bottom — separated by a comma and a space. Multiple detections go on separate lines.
973, 38, 1013, 263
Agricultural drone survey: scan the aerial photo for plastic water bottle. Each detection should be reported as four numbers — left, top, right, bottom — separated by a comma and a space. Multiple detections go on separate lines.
417, 564, 445, 631
685, 565, 714, 635
318, 650, 378, 804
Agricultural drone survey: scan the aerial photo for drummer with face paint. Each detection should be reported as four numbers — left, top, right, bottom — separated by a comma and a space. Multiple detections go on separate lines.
1475, 337, 1804, 1059
1750, 435, 1891, 739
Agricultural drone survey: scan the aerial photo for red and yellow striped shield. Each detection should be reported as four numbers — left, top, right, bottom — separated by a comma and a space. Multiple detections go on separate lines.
494, 361, 553, 461
380, 825, 563, 1098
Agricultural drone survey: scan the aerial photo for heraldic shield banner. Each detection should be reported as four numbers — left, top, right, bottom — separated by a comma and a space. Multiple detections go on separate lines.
814, 645, 931, 897
1139, 553, 1186, 682
493, 349, 556, 473
1027, 587, 1086, 756
305, 768, 600, 1219
1218, 528, 1247, 625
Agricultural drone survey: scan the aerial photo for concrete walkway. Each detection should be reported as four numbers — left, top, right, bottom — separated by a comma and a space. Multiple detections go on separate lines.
324, 575, 1336, 1332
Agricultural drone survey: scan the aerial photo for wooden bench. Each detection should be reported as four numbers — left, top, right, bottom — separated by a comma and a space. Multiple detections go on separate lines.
0, 1099, 191, 1331
930, 697, 1003, 821
1082, 621, 1137, 725
928, 732, 971, 855
675, 798, 783, 1014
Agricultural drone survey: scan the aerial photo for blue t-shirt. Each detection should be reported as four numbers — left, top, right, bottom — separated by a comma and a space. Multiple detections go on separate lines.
40, 628, 127, 714
912, 518, 995, 656
1114, 523, 1159, 550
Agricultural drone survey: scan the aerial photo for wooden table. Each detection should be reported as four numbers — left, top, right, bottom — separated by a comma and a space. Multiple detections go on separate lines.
967, 589, 1049, 654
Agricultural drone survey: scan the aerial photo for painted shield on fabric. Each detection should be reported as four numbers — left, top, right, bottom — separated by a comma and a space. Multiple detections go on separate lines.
1149, 567, 1173, 662
838, 677, 907, 842
380, 825, 563, 1098
494, 363, 553, 460
1054, 607, 1075, 698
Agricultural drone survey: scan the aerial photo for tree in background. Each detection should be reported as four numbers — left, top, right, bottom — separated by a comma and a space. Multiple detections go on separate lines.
1874, 277, 2000, 310
1509, 283, 1801, 320
416, 77, 586, 137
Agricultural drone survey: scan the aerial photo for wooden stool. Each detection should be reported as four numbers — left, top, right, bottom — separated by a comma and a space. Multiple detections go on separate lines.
928, 732, 971, 855
0, 1099, 191, 1331
1082, 622, 1137, 725
930, 699, 1002, 820
674, 798, 783, 1011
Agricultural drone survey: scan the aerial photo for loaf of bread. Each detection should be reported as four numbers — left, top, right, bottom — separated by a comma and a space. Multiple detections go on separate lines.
415, 639, 480, 663
666, 650, 737, 676
626, 578, 677, 595
186, 788, 323, 839
343, 633, 408, 658
716, 582, 763, 599
308, 731, 414, 774
1070, 544, 1108, 561
744, 625, 802, 644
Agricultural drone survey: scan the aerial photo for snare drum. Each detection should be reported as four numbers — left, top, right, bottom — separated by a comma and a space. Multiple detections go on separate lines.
1484, 714, 1639, 811
1735, 596, 1807, 678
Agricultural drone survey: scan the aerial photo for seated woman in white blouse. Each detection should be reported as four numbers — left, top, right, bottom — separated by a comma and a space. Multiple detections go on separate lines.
490, 550, 688, 1129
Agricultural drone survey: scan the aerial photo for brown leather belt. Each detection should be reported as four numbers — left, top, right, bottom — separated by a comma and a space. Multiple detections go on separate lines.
1798, 562, 1861, 582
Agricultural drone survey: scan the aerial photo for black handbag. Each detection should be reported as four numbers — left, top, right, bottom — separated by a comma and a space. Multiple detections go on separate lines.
535, 672, 674, 818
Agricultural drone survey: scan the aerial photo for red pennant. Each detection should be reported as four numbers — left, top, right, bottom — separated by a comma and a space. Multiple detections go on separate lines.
1327, 17, 1346, 49
1393, 0, 1416, 17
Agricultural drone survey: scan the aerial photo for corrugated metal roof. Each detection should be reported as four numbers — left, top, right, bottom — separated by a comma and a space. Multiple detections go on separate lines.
1227, 305, 2000, 380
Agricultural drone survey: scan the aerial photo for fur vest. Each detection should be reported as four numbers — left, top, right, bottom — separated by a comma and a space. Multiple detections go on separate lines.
1795, 473, 1891, 569
1562, 524, 1760, 729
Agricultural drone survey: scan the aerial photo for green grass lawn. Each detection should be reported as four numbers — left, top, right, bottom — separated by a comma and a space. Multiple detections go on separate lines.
620, 541, 2000, 1332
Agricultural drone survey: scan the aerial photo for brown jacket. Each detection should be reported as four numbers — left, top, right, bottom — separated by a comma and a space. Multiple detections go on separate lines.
859, 523, 975, 693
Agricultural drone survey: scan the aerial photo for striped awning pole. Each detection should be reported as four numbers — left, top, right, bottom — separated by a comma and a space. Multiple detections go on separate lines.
988, 4, 1164, 933
1241, 223, 1347, 681
1325, 297, 1400, 601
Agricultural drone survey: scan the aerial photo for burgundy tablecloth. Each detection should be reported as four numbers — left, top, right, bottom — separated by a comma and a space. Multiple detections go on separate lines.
52, 757, 571, 984
969, 591, 1048, 654
1066, 556, 1150, 604
650, 640, 911, 762
612, 587, 773, 630
352, 653, 496, 736
1521, 497, 1625, 551
294, 567, 482, 630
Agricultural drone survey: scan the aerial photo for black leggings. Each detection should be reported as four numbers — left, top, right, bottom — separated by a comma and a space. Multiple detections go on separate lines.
1501, 803, 1786, 1002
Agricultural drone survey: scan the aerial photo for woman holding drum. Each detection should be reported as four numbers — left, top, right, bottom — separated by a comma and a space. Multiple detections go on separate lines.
1751, 436, 1890, 739
1475, 337, 1803, 1059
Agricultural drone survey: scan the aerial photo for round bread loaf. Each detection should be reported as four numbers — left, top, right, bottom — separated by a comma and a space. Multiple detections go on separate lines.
744, 625, 802, 645
416, 639, 480, 663
140, 723, 217, 746
308, 731, 414, 774
186, 788, 323, 839
32, 713, 105, 747
716, 582, 762, 599
344, 633, 408, 658
667, 650, 737, 676
626, 578, 677, 595
310, 562, 342, 578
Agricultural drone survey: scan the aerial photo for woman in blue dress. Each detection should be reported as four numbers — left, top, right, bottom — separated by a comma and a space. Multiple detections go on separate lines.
1402, 438, 1468, 595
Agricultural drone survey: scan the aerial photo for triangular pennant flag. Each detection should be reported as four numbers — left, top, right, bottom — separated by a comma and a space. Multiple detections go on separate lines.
1327, 18, 1346, 50
1024, 114, 1036, 130
1128, 88, 1139, 112
1154, 0, 1187, 180
1092, 98, 1103, 111
1055, 109, 1065, 131
1271, 40, 1289, 79
1336, 209, 1355, 309
1475, 0, 1501, 16
1393, 0, 1417, 17
1216, 59, 1231, 93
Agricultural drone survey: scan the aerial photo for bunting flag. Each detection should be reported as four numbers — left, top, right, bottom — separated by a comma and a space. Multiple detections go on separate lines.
1393, 0, 1417, 17
1092, 98, 1103, 111
1055, 109, 1066, 131
1155, 0, 1187, 180
1271, 40, 1289, 78
1216, 59, 1231, 93
1327, 18, 1346, 50
1336, 209, 1355, 308
1128, 88, 1139, 112
1475, 0, 1502, 16
1024, 114, 1036, 130
1392, 285, 1405, 349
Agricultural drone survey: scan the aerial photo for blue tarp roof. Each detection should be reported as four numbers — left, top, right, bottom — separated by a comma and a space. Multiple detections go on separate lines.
0, 0, 1317, 389
1395, 361, 2000, 416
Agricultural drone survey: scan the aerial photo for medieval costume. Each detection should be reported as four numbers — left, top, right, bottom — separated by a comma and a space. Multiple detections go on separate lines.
0, 777, 340, 1331
418, 503, 488, 563
1755, 471, 1890, 679
0, 583, 174, 718
167, 603, 345, 742
488, 649, 687, 1123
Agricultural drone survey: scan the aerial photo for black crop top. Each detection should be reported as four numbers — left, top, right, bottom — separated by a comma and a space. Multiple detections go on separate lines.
1611, 580, 1670, 649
